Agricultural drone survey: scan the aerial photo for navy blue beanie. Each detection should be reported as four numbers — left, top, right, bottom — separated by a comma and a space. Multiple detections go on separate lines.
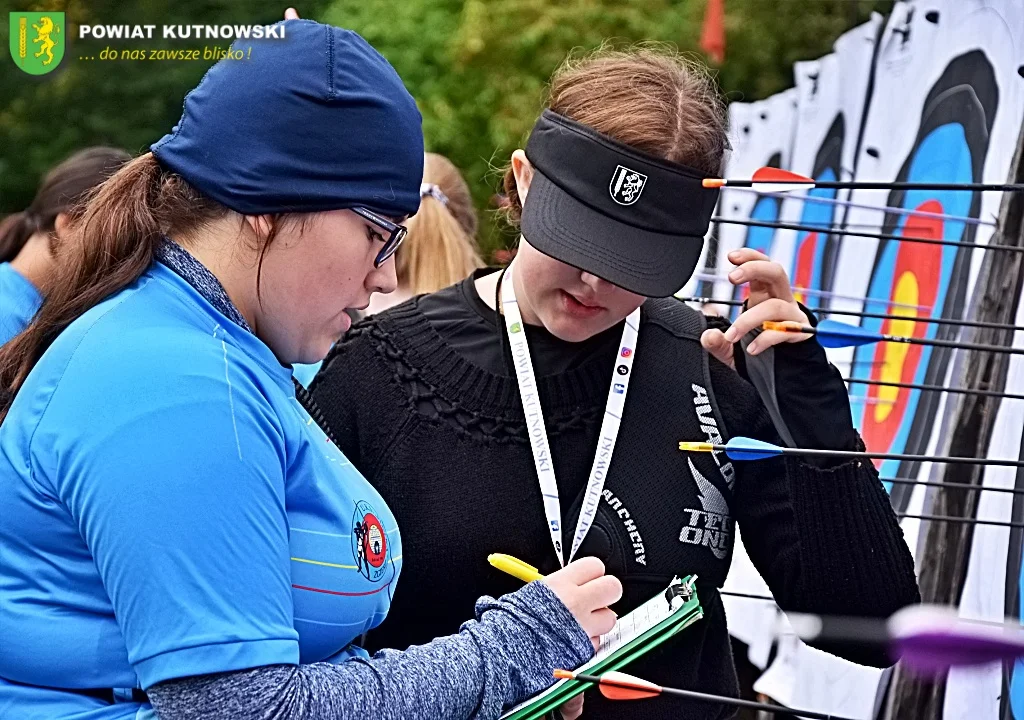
151, 19, 424, 218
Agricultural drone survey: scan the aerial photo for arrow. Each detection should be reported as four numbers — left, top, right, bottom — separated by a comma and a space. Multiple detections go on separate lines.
845, 377, 1024, 402
762, 319, 1024, 356
551, 669, 861, 720
705, 166, 1024, 193
720, 185, 998, 227
786, 604, 1024, 675
678, 295, 1024, 333
678, 436, 1024, 468
711, 216, 1024, 255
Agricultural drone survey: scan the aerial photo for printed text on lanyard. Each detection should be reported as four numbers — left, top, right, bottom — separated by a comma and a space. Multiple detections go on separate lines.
500, 263, 641, 566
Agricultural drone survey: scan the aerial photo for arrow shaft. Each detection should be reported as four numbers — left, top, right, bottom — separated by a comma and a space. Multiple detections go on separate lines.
845, 377, 1024, 401
722, 186, 996, 227
729, 179, 1024, 191
777, 446, 1024, 468
828, 308, 1023, 333
680, 296, 1024, 333
691, 272, 932, 310
712, 216, 1024, 254
571, 672, 860, 720
875, 331, 1024, 356
898, 512, 1024, 530
886, 477, 1024, 495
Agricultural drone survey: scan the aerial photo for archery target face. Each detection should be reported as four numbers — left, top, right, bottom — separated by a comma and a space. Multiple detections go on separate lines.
849, 51, 995, 507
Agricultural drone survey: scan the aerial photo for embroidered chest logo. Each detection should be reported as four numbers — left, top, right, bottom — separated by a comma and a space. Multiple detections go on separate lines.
691, 383, 736, 488
609, 165, 648, 205
351, 500, 388, 582
678, 384, 735, 560
680, 459, 733, 560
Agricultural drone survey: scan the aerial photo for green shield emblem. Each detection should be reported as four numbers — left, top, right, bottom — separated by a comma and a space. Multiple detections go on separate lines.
9, 12, 65, 75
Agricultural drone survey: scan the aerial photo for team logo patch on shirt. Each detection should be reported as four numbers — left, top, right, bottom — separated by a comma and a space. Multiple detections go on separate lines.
352, 500, 388, 582
679, 459, 733, 560
609, 165, 647, 205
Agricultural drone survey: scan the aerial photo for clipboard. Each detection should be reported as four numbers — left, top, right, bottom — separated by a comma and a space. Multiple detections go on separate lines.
500, 575, 703, 720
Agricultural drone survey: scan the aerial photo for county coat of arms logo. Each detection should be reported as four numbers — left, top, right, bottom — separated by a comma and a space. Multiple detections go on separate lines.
609, 164, 648, 205
9, 12, 65, 75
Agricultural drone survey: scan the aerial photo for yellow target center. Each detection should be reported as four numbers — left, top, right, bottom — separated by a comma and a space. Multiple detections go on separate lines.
874, 271, 918, 423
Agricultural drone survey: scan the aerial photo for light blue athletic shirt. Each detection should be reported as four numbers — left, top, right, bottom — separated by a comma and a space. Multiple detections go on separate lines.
0, 261, 402, 719
0, 261, 43, 345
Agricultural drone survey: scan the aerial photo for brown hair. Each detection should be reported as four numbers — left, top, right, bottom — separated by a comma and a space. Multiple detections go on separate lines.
0, 152, 296, 419
396, 153, 483, 294
502, 45, 728, 225
0, 146, 131, 262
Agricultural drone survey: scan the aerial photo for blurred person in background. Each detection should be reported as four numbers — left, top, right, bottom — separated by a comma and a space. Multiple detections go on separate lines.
0, 147, 130, 344
366, 152, 483, 314
294, 152, 484, 386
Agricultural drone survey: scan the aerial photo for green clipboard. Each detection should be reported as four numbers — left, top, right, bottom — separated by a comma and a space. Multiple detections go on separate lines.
500, 575, 703, 720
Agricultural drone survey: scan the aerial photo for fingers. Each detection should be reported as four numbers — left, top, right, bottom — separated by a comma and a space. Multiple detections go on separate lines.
554, 556, 606, 585
284, 7, 300, 19
576, 605, 617, 647
700, 328, 735, 369
728, 248, 770, 265
746, 328, 810, 354
587, 607, 618, 637
724, 298, 808, 345
728, 260, 794, 303
559, 694, 585, 720
543, 557, 622, 643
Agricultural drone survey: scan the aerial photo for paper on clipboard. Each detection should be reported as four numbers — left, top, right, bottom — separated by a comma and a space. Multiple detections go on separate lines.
500, 576, 700, 719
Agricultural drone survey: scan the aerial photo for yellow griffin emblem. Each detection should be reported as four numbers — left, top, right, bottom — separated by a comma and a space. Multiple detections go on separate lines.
32, 16, 60, 66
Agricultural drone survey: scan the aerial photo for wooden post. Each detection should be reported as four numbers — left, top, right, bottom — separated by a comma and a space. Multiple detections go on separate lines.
885, 120, 1024, 718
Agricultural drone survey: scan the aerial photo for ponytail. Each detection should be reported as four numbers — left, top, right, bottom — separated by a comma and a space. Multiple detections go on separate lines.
393, 152, 483, 295
0, 153, 227, 419
397, 193, 483, 294
0, 212, 37, 263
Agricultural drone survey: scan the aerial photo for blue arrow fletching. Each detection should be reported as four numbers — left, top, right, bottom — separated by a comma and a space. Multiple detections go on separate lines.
725, 436, 784, 461
815, 319, 883, 348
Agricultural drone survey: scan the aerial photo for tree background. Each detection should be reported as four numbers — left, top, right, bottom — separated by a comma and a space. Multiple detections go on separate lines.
1, 0, 893, 257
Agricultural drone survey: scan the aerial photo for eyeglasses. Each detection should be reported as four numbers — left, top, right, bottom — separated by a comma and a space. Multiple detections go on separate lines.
352, 206, 408, 268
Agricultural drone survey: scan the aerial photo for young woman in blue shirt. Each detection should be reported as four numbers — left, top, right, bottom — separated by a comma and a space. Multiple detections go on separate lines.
0, 18, 619, 720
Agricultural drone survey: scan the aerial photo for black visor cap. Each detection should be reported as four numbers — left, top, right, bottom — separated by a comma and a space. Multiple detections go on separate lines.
520, 110, 720, 297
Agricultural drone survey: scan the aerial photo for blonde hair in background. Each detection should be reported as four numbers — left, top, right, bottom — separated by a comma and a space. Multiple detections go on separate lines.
396, 153, 483, 295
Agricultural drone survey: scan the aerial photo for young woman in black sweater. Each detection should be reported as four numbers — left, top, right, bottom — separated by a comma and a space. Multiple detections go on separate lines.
310, 47, 920, 720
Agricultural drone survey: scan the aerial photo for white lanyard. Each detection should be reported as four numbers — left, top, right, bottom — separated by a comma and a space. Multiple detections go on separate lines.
500, 263, 640, 566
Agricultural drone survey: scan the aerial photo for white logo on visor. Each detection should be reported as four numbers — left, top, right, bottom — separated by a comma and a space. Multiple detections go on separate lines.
609, 165, 648, 206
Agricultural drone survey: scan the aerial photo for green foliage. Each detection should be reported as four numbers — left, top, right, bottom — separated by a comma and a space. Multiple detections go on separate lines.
1, 0, 892, 257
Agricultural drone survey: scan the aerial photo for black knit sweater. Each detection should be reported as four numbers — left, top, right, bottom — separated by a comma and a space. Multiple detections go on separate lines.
310, 276, 919, 720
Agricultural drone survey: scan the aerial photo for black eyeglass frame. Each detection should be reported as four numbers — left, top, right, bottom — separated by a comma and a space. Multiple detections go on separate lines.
352, 206, 408, 267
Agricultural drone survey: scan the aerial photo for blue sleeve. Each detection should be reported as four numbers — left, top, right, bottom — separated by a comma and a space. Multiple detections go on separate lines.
35, 340, 300, 688
147, 581, 595, 720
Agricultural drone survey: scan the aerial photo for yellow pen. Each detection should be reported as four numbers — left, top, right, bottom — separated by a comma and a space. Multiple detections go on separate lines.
488, 553, 544, 583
